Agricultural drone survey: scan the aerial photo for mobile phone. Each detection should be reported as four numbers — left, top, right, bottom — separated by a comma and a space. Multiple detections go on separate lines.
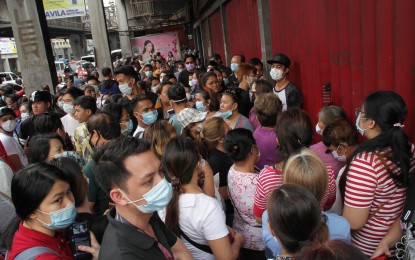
69, 220, 92, 260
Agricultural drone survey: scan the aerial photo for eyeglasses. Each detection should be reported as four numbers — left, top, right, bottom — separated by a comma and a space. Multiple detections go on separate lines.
355, 108, 366, 117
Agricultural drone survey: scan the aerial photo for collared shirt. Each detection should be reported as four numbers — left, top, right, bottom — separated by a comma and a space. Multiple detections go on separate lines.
74, 123, 93, 161
99, 208, 177, 260
7, 222, 72, 260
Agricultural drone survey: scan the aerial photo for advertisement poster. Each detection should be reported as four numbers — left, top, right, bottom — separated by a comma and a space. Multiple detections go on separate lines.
43, 0, 86, 20
0, 38, 17, 54
130, 32, 181, 63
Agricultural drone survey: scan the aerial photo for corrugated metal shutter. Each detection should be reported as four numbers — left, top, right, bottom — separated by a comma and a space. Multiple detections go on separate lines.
209, 10, 225, 65
268, 0, 415, 141
226, 0, 261, 61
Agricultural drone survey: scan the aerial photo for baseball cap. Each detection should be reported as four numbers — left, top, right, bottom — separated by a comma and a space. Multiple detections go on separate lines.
30, 90, 52, 103
0, 106, 16, 118
267, 53, 291, 67
177, 108, 207, 128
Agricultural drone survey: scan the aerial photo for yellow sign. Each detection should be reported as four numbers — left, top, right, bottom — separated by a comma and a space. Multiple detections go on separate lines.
43, 0, 86, 20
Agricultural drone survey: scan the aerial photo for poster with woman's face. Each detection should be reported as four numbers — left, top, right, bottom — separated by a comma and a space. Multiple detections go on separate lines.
131, 32, 181, 63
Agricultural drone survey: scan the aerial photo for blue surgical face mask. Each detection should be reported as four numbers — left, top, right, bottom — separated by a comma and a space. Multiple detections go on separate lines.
36, 203, 76, 230
220, 110, 232, 119
58, 101, 64, 109
355, 113, 370, 136
145, 71, 153, 78
119, 177, 173, 213
195, 101, 206, 112
119, 81, 133, 95
122, 119, 133, 135
141, 110, 158, 125
230, 63, 239, 72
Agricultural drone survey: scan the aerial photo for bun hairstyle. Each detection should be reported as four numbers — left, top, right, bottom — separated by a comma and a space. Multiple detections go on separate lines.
223, 128, 256, 162
267, 184, 329, 254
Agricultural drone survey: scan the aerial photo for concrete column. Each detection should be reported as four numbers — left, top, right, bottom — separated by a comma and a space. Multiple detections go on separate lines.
88, 0, 113, 77
0, 58, 5, 72
69, 34, 83, 60
257, 0, 273, 78
115, 0, 132, 58
5, 0, 57, 96
220, 4, 231, 66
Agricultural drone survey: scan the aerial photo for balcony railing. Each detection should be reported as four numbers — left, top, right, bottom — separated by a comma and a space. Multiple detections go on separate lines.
47, 17, 84, 30
130, 0, 154, 17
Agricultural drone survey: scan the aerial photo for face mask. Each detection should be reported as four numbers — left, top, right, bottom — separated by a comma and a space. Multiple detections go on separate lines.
145, 71, 153, 77
220, 110, 232, 119
223, 78, 229, 86
195, 101, 206, 112
21, 112, 30, 121
1, 120, 16, 132
63, 103, 75, 114
122, 119, 133, 135
315, 123, 323, 135
332, 149, 347, 162
93, 85, 99, 93
191, 79, 198, 87
58, 101, 64, 109
270, 68, 285, 81
185, 63, 195, 71
119, 82, 132, 95
178, 69, 183, 73
119, 177, 173, 213
36, 203, 76, 230
186, 93, 192, 101
355, 113, 370, 136
230, 63, 239, 72
141, 110, 158, 125
151, 86, 158, 93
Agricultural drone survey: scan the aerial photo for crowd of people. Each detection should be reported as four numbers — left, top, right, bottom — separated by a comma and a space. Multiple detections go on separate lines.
0, 51, 413, 260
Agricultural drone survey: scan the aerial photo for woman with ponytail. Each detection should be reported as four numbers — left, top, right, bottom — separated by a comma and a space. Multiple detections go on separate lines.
160, 137, 245, 260
267, 184, 329, 259
341, 91, 415, 257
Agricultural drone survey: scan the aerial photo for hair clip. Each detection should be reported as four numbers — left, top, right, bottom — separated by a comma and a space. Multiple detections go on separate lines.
393, 123, 404, 128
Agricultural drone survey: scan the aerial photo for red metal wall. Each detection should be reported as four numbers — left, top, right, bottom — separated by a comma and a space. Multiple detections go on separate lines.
209, 10, 225, 65
269, 0, 415, 141
226, 0, 261, 61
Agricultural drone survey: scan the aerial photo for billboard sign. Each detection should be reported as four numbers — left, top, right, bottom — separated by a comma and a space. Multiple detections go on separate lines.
43, 0, 87, 20
0, 38, 17, 55
130, 32, 181, 63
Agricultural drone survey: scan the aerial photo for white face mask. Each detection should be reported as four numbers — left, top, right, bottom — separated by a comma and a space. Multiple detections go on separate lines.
63, 103, 75, 114
186, 93, 192, 101
270, 68, 286, 81
119, 81, 133, 95
332, 149, 347, 162
1, 119, 16, 132
315, 123, 323, 135
20, 112, 30, 121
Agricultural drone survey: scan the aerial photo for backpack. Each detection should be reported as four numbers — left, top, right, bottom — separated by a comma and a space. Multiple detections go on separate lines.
5, 246, 60, 260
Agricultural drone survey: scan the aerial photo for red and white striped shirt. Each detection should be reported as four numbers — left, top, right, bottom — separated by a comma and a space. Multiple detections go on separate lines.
344, 146, 415, 256
253, 165, 336, 218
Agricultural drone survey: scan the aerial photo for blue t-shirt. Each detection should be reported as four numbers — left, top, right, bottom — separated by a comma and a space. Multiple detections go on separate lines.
262, 210, 351, 258
100, 80, 121, 94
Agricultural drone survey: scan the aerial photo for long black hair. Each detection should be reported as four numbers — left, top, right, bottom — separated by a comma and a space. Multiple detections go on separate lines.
0, 163, 69, 249
340, 91, 412, 199
162, 138, 200, 236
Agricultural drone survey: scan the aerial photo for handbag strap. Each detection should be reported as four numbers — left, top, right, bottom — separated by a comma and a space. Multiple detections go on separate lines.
367, 151, 399, 222
8, 246, 60, 260
180, 231, 213, 254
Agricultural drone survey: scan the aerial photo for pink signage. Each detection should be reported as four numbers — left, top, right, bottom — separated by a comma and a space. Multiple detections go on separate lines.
130, 32, 181, 63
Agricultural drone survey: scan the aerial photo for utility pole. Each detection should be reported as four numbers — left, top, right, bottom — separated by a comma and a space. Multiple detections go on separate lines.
115, 0, 132, 58
5, 0, 57, 96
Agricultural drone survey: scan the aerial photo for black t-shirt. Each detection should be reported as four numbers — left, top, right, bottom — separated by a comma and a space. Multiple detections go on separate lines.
178, 70, 191, 87
207, 148, 233, 187
99, 208, 177, 260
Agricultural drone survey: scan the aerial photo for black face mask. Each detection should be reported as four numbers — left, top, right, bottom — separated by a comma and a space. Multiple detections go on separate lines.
89, 131, 100, 149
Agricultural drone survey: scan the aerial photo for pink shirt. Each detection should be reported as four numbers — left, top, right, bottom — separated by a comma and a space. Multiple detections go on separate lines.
310, 141, 345, 178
